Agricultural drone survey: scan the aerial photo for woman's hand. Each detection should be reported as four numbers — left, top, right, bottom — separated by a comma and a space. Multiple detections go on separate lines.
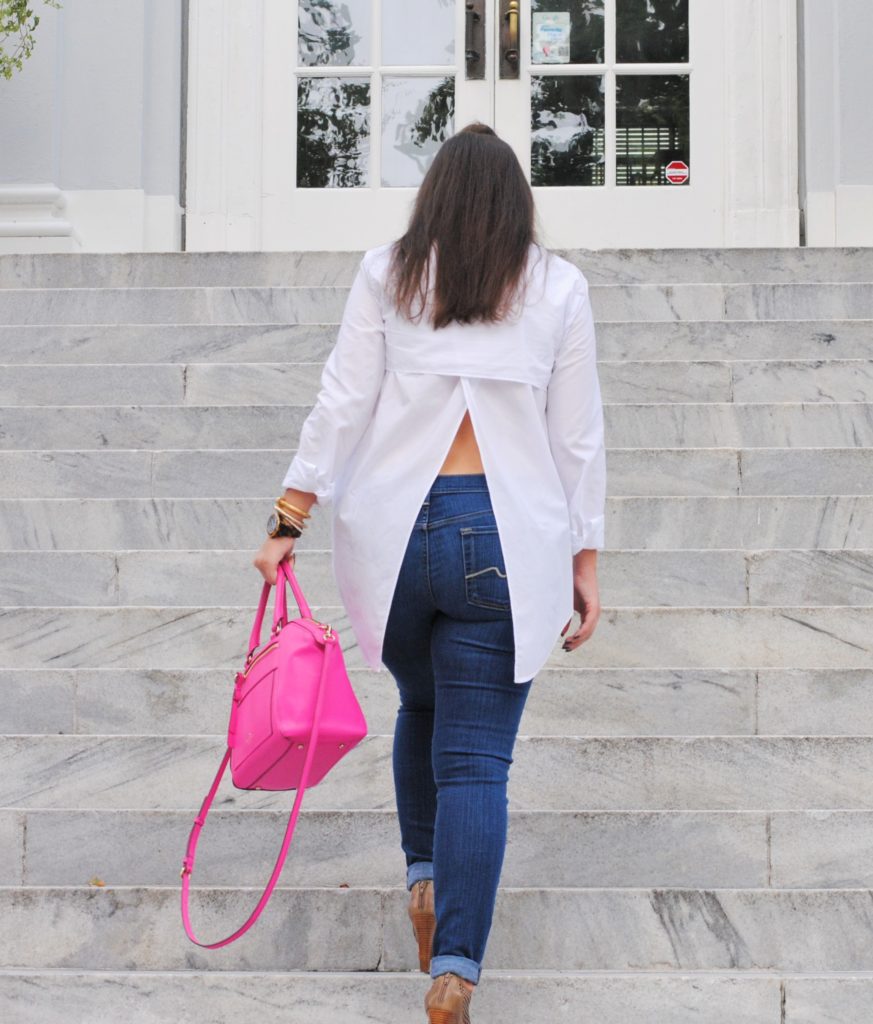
561, 550, 601, 652
252, 535, 297, 586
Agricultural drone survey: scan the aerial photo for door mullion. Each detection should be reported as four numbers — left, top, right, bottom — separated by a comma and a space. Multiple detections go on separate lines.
372, 0, 382, 191
605, 0, 616, 192
491, 0, 498, 124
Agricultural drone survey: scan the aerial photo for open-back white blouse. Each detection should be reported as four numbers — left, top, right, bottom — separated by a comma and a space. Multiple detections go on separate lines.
282, 240, 606, 683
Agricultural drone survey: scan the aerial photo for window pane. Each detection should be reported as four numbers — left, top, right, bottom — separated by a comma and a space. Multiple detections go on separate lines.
298, 0, 371, 67
616, 74, 689, 185
382, 0, 454, 66
297, 77, 371, 187
382, 76, 454, 186
616, 0, 688, 63
531, 75, 605, 186
531, 1, 605, 65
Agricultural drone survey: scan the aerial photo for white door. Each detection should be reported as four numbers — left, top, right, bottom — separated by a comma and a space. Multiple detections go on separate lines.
260, 0, 724, 250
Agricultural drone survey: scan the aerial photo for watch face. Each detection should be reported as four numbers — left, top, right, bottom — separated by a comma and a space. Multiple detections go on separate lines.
267, 513, 279, 533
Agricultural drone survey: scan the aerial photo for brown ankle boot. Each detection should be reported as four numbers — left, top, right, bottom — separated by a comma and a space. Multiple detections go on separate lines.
424, 972, 473, 1024
407, 879, 435, 973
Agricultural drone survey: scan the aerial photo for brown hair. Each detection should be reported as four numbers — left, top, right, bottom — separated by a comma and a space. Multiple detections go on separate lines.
384, 122, 543, 330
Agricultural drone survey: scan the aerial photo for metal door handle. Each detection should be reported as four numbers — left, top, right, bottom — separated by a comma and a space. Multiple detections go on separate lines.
465, 0, 485, 80
500, 0, 519, 79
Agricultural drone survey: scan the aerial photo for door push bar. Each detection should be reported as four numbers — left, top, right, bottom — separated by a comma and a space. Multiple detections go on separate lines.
465, 1, 485, 80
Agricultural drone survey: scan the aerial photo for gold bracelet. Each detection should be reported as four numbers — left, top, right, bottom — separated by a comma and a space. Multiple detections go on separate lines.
276, 498, 311, 519
274, 505, 306, 531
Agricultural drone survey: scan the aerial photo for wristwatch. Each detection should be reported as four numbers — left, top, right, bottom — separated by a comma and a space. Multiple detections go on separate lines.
266, 512, 301, 539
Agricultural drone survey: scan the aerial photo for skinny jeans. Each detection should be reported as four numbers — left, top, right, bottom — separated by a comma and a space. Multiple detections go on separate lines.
381, 472, 533, 985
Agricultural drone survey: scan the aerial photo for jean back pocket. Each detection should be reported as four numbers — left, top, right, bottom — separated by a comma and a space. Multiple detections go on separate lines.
460, 525, 511, 611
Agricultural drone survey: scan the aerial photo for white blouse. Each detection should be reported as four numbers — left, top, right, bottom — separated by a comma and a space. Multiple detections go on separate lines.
281, 240, 606, 683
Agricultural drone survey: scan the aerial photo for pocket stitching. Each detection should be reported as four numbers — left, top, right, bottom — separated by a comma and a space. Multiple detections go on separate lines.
460, 526, 511, 610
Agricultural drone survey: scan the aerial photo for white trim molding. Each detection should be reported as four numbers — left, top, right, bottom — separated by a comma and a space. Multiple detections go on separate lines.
0, 185, 182, 254
0, 186, 75, 253
186, 0, 265, 251
723, 0, 800, 245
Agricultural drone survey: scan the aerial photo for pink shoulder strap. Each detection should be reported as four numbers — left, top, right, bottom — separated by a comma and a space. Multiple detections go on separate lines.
179, 628, 337, 948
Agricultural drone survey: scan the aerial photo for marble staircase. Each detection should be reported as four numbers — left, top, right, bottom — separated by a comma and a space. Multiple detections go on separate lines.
2, 248, 873, 1022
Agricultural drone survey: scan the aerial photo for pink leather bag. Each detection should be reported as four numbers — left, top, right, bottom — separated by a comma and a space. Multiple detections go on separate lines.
180, 557, 368, 948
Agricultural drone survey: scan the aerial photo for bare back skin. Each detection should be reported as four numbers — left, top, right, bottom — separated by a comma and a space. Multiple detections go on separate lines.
438, 410, 485, 474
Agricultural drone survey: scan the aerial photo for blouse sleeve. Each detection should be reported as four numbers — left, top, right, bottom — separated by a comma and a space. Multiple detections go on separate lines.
281, 254, 386, 505
545, 270, 607, 553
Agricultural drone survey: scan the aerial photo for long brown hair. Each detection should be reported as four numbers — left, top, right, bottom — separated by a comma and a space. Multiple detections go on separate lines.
384, 122, 543, 330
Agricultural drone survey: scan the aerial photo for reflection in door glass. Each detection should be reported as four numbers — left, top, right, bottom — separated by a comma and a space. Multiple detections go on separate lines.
616, 74, 689, 185
616, 0, 688, 63
382, 0, 454, 66
382, 77, 454, 187
298, 0, 370, 66
531, 75, 605, 186
297, 77, 370, 187
531, 0, 605, 64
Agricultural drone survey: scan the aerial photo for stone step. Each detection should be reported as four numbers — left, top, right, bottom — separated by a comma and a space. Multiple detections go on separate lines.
2, 548, 872, 608
0, 246, 870, 287
4, 359, 873, 407
5, 402, 873, 450
7, 667, 873, 739
5, 734, 873, 812
1, 606, 870, 672
2, 496, 870, 552
6, 968, 866, 1024
4, 807, 872, 889
4, 283, 873, 324
0, 970, 798, 1024
2, 448, 873, 499
2, 319, 870, 364
3, 886, 873, 973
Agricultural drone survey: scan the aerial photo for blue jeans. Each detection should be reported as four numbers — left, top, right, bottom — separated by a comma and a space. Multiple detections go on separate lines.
381, 472, 533, 985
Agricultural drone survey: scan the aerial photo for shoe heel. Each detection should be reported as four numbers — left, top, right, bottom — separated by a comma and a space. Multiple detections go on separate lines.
427, 1011, 455, 1024
410, 910, 435, 972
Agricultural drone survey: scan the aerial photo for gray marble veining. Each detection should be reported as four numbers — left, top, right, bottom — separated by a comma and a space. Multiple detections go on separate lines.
0, 968, 786, 1024
3, 495, 871, 552
5, 734, 873, 812
9, 807, 767, 889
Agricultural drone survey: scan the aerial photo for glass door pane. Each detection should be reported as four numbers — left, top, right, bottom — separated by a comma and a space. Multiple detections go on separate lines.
296, 0, 457, 190
495, 0, 724, 246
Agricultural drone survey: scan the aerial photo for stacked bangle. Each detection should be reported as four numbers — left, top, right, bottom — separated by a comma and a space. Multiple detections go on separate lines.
267, 497, 313, 539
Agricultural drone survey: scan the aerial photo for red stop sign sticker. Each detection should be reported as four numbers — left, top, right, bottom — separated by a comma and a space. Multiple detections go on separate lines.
665, 160, 689, 184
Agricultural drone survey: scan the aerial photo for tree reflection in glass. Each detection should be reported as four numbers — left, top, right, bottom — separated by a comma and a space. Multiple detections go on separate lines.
616, 0, 688, 63
298, 0, 370, 66
531, 75, 605, 186
297, 77, 371, 188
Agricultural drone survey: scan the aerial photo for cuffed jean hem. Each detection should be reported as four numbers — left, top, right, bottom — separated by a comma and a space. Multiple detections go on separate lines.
406, 861, 434, 889
431, 955, 481, 985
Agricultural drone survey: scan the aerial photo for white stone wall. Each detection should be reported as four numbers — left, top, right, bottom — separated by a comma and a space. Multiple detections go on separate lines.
0, 0, 183, 252
801, 0, 873, 245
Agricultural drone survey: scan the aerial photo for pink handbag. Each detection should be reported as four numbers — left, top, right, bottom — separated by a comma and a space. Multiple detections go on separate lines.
180, 557, 368, 948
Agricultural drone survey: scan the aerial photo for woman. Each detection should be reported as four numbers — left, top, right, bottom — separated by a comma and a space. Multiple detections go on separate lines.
253, 122, 606, 1023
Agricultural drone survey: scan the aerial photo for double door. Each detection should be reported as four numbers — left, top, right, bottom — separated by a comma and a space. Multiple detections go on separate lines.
258, 0, 725, 249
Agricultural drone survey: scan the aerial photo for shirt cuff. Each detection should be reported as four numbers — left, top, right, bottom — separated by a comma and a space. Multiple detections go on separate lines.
281, 457, 333, 505
570, 514, 605, 554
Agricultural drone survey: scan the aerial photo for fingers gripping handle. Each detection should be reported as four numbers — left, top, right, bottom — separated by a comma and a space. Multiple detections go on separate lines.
246, 560, 314, 658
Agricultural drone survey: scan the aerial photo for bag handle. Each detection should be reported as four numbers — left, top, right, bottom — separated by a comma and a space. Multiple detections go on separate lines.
274, 557, 314, 628
179, 611, 336, 948
245, 558, 313, 658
